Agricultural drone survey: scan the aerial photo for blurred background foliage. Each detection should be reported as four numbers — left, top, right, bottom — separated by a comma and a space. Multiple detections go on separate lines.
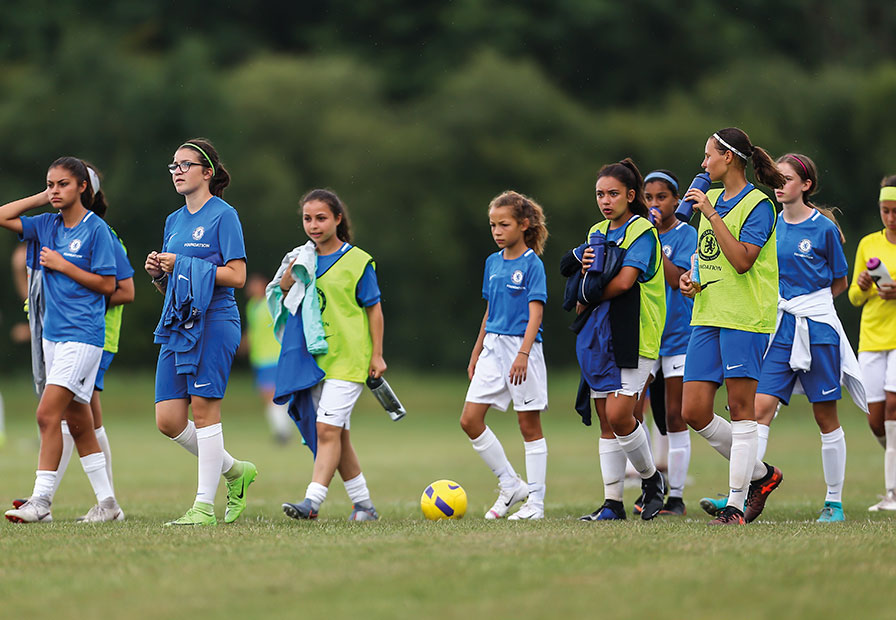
1, 1, 895, 372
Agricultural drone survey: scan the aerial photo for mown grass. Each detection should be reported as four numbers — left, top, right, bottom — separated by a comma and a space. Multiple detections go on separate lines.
1, 370, 894, 619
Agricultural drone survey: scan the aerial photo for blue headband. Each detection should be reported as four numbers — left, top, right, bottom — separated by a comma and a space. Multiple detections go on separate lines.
644, 171, 679, 192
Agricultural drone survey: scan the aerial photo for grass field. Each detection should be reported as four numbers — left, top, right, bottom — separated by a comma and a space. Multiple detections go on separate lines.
1, 369, 895, 619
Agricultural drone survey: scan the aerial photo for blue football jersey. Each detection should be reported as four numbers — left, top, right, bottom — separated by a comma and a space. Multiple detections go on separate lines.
482, 248, 547, 341
658, 221, 696, 356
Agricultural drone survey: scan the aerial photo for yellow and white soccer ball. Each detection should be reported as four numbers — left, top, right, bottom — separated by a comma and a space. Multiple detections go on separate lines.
421, 479, 467, 520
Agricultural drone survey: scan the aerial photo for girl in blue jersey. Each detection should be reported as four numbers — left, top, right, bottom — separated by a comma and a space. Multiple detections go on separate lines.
679, 128, 786, 525
281, 189, 387, 522
461, 191, 549, 520
753, 154, 859, 522
576, 159, 667, 522
644, 169, 696, 516
0, 157, 122, 523
145, 139, 256, 526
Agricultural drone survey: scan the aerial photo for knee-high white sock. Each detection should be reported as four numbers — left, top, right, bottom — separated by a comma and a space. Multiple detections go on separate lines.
523, 438, 547, 504
80, 452, 114, 502
305, 481, 328, 509
695, 414, 732, 459
195, 423, 224, 505
756, 423, 770, 462
50, 420, 75, 499
172, 420, 235, 475
32, 470, 57, 499
615, 422, 656, 479
471, 427, 518, 488
344, 473, 371, 506
94, 426, 114, 494
885, 421, 896, 492
727, 420, 758, 509
598, 438, 627, 502
653, 429, 669, 472
667, 430, 691, 498
266, 401, 294, 438
821, 427, 846, 503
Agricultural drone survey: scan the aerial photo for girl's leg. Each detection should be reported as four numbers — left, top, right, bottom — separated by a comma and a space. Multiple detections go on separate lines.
665, 376, 690, 505
814, 401, 846, 516
516, 410, 547, 512
606, 392, 664, 519
724, 377, 761, 510
868, 401, 886, 448
591, 398, 627, 518
89, 391, 115, 494
190, 396, 226, 509
337, 430, 377, 519
883, 391, 896, 496
755, 393, 780, 462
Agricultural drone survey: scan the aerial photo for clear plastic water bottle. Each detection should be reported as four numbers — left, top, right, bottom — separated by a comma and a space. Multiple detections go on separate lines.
366, 376, 406, 421
690, 253, 701, 289
675, 172, 712, 222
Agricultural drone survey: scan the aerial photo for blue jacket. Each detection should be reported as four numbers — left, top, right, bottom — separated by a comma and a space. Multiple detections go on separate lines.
153, 255, 217, 375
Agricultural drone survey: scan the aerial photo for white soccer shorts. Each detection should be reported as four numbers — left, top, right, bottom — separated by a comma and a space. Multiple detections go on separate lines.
42, 339, 103, 404
858, 349, 896, 403
312, 379, 364, 429
465, 333, 548, 412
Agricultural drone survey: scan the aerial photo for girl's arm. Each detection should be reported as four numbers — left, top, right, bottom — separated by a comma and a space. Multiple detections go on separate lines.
280, 260, 296, 292
39, 247, 116, 295
831, 276, 848, 298
156, 254, 247, 288
685, 188, 762, 274
600, 266, 641, 301
109, 276, 135, 307
509, 301, 544, 386
661, 253, 686, 290
0, 192, 49, 234
847, 242, 874, 307
365, 302, 387, 379
468, 306, 489, 380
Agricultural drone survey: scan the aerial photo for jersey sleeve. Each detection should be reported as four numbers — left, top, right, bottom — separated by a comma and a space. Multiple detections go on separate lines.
18, 213, 50, 243
526, 256, 547, 303
670, 225, 697, 271
739, 199, 775, 247
112, 235, 135, 280
355, 262, 381, 307
481, 255, 493, 301
824, 224, 849, 279
90, 222, 117, 276
218, 208, 247, 265
622, 231, 657, 281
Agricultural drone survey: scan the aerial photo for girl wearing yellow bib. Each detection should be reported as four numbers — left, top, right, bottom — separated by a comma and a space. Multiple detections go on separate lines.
280, 189, 387, 522
678, 127, 785, 525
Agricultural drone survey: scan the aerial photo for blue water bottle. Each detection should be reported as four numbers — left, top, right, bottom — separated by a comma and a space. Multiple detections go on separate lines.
587, 230, 606, 273
675, 172, 712, 222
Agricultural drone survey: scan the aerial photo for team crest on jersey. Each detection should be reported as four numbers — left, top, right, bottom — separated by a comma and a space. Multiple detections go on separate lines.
662, 244, 673, 258
798, 238, 812, 253
698, 229, 720, 260
511, 269, 524, 285
192, 226, 205, 241
68, 239, 82, 253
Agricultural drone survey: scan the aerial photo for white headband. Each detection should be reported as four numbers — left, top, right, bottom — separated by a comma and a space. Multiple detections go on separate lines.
713, 133, 749, 161
87, 167, 100, 195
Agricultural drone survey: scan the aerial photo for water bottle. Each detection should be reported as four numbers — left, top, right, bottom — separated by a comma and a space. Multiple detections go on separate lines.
587, 230, 606, 273
366, 376, 407, 421
675, 172, 712, 222
690, 253, 701, 289
867, 257, 894, 287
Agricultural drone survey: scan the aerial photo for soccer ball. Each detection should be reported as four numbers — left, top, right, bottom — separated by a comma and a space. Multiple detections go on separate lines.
421, 480, 467, 520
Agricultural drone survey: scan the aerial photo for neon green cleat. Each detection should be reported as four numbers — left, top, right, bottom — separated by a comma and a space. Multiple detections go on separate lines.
165, 502, 216, 526
224, 461, 257, 524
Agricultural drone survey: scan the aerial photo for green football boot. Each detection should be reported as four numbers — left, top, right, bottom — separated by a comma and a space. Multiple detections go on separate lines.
224, 461, 257, 524
165, 501, 216, 526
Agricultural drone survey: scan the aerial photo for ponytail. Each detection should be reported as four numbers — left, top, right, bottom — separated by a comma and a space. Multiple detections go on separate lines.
712, 127, 785, 190
596, 157, 648, 218
489, 190, 549, 255
81, 160, 110, 219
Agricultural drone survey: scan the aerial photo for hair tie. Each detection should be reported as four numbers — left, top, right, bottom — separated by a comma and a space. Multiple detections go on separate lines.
713, 133, 749, 161
788, 154, 810, 178
880, 186, 896, 202
644, 171, 679, 192
180, 143, 215, 176
87, 167, 101, 195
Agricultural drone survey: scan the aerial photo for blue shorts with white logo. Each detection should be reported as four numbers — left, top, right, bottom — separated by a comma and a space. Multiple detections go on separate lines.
155, 316, 240, 402
94, 350, 115, 392
683, 326, 769, 384
757, 341, 840, 404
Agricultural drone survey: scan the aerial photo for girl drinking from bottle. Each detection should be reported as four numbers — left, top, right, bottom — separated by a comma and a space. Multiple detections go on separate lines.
679, 127, 785, 525
576, 159, 667, 522
460, 191, 549, 520
280, 189, 387, 522
849, 175, 896, 511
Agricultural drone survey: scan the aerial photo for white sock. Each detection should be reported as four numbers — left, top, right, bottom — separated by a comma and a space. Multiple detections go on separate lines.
653, 430, 669, 472
885, 421, 896, 491
471, 427, 518, 488
695, 414, 732, 459
195, 423, 224, 505
266, 402, 294, 438
756, 423, 770, 462
172, 420, 236, 475
598, 438, 626, 502
50, 420, 75, 499
667, 430, 691, 498
727, 420, 758, 509
80, 452, 114, 502
305, 481, 328, 509
615, 422, 656, 479
32, 470, 56, 499
523, 438, 547, 504
642, 422, 653, 457
94, 426, 114, 494
820, 427, 846, 503
343, 473, 371, 506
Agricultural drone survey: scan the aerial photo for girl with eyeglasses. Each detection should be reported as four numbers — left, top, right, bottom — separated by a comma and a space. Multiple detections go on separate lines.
145, 138, 256, 526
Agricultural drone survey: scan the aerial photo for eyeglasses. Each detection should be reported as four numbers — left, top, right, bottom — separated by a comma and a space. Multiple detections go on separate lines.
167, 161, 209, 174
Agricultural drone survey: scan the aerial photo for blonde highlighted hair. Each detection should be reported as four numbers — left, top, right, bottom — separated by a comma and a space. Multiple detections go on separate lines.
488, 190, 548, 255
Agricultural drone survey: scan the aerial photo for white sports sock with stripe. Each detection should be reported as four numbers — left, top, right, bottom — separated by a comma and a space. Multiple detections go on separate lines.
820, 427, 846, 503
471, 427, 518, 489
598, 438, 626, 502
195, 423, 224, 505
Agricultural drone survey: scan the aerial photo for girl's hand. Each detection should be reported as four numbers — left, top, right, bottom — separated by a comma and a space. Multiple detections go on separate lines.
857, 270, 873, 292
157, 252, 176, 273
467, 352, 481, 381
684, 187, 713, 217
509, 352, 529, 385
280, 259, 296, 292
581, 247, 594, 273
39, 247, 67, 272
679, 270, 698, 298
648, 206, 662, 224
369, 355, 387, 380
878, 282, 896, 300
145, 251, 163, 279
